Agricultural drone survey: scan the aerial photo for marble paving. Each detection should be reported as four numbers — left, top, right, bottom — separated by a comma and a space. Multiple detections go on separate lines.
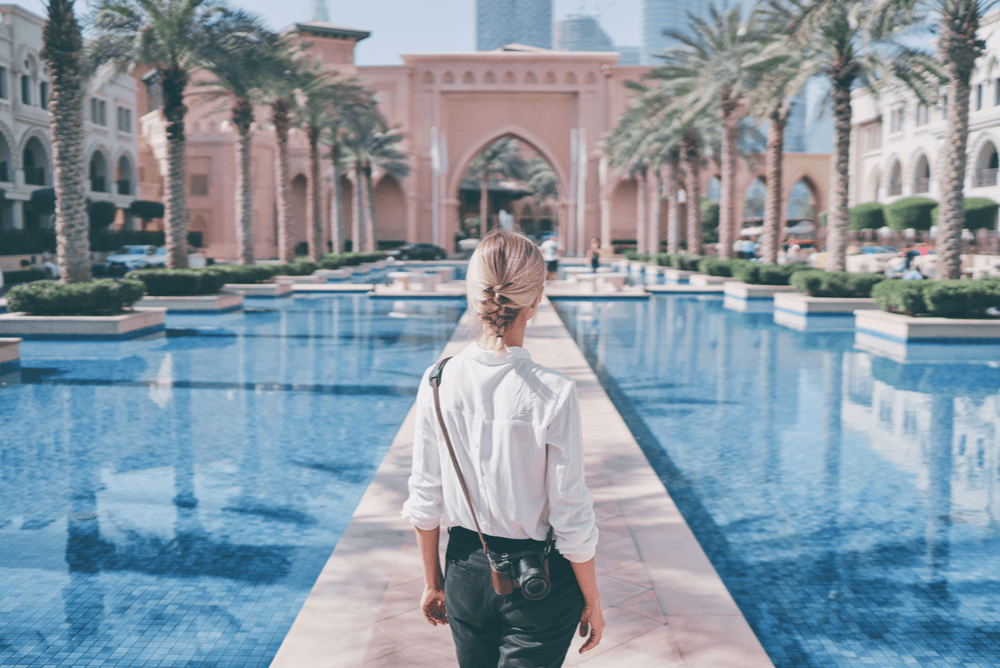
269, 298, 774, 668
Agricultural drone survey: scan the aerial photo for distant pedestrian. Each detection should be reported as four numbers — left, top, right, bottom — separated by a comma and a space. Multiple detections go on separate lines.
541, 234, 561, 283
587, 238, 601, 272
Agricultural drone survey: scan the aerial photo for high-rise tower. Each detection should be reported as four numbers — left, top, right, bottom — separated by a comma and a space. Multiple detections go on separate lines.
641, 0, 708, 64
310, 0, 330, 23
476, 0, 553, 51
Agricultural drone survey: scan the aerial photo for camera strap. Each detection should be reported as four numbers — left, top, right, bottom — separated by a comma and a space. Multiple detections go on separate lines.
429, 356, 492, 559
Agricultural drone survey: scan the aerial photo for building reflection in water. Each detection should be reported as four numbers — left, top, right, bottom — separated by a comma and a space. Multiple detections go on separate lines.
554, 295, 1000, 666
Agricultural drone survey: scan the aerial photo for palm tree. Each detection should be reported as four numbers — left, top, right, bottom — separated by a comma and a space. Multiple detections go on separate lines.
466, 137, 528, 238
195, 8, 283, 265
526, 156, 559, 233
91, 0, 218, 269
872, 0, 985, 278
342, 108, 410, 252
42, 0, 88, 283
768, 0, 940, 271
652, 3, 766, 259
296, 71, 370, 260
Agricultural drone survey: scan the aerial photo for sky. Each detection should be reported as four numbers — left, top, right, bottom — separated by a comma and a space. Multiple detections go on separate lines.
9, 0, 644, 66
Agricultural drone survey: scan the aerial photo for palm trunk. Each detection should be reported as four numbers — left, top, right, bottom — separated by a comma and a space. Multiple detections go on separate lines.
233, 97, 254, 265
762, 102, 790, 264
43, 0, 89, 283
330, 142, 344, 253
827, 81, 852, 272
272, 98, 294, 262
648, 164, 661, 255
718, 89, 739, 260
938, 6, 982, 280
635, 168, 647, 255
665, 156, 681, 255
355, 163, 368, 253
364, 163, 376, 252
162, 62, 189, 268
682, 131, 702, 256
306, 124, 322, 262
480, 172, 489, 239
350, 168, 362, 253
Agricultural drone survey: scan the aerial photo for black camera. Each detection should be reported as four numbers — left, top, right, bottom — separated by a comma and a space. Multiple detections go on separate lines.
492, 549, 551, 601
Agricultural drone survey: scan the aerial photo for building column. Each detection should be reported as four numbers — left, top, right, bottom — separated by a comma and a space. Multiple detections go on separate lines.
598, 156, 611, 251
444, 197, 460, 253
11, 200, 24, 230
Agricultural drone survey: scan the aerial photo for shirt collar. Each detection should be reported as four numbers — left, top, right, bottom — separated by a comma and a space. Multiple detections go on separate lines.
462, 341, 532, 365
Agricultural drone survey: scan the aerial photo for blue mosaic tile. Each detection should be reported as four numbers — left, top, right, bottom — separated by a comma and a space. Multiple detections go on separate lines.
555, 296, 1000, 668
0, 295, 463, 667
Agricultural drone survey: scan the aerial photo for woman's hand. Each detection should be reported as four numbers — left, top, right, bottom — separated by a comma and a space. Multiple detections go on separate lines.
420, 586, 448, 626
578, 600, 605, 653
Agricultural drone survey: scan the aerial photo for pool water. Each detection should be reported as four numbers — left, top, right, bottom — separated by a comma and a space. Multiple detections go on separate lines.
0, 295, 464, 668
555, 296, 1000, 668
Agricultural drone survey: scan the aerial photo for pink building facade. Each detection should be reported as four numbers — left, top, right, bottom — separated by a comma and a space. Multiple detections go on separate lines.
138, 22, 830, 260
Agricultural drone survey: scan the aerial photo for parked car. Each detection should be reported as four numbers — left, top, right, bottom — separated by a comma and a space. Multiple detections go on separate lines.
845, 245, 898, 274
104, 245, 158, 275
387, 243, 447, 261
146, 246, 207, 269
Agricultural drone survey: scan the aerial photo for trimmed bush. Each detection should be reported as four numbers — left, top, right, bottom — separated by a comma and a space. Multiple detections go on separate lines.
127, 269, 226, 296
849, 203, 885, 231
873, 279, 1000, 317
930, 197, 999, 231
2, 268, 49, 286
275, 259, 319, 276
697, 257, 750, 277
206, 264, 277, 284
733, 262, 808, 286
790, 270, 884, 298
885, 197, 936, 231
670, 254, 702, 271
7, 279, 145, 315
654, 253, 674, 267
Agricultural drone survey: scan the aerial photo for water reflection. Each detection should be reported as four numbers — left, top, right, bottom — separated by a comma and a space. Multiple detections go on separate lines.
555, 295, 1000, 667
0, 296, 464, 667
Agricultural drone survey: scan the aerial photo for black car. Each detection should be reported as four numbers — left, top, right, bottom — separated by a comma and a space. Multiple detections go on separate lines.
387, 243, 447, 261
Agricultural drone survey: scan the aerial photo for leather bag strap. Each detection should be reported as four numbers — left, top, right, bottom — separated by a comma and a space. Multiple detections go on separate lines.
429, 356, 491, 557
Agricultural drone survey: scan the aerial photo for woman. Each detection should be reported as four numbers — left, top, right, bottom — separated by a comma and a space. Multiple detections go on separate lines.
402, 229, 604, 668
587, 238, 601, 272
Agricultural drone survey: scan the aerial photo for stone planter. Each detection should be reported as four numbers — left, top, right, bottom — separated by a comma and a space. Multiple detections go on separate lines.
136, 293, 244, 313
223, 282, 292, 297
663, 268, 694, 284
723, 282, 797, 313
0, 298, 7, 314
646, 284, 725, 295
773, 293, 878, 332
0, 307, 166, 340
274, 274, 325, 284
856, 309, 1000, 361
688, 273, 733, 287
0, 337, 20, 364
314, 269, 350, 281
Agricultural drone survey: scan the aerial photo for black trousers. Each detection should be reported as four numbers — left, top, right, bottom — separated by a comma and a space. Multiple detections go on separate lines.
445, 527, 585, 668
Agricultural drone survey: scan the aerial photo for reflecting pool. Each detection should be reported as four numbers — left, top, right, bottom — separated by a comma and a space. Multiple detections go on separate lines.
555, 296, 1000, 668
0, 295, 464, 667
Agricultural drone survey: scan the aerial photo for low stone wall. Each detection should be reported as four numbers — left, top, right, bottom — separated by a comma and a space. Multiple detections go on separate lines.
0, 308, 166, 340
0, 337, 20, 364
855, 309, 1000, 342
688, 273, 733, 287
774, 293, 878, 315
223, 282, 292, 297
723, 282, 799, 300
136, 293, 244, 313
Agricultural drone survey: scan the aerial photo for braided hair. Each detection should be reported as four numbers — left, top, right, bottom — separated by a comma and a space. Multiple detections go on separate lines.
467, 229, 545, 353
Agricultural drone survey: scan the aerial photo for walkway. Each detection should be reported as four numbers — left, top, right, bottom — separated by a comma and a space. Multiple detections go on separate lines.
269, 298, 774, 668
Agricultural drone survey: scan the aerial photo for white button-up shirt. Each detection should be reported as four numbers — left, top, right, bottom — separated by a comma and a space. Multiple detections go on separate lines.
402, 342, 598, 563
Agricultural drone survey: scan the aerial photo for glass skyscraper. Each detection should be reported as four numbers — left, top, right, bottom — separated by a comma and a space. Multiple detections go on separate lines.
477, 0, 553, 51
641, 0, 708, 64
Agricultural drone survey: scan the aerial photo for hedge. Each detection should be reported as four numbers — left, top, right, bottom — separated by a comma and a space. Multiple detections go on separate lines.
790, 270, 884, 298
126, 269, 227, 296
732, 262, 808, 286
7, 279, 145, 315
885, 197, 936, 231
697, 257, 750, 277
929, 197, 999, 231
206, 264, 277, 284
849, 203, 885, 231
872, 279, 1000, 317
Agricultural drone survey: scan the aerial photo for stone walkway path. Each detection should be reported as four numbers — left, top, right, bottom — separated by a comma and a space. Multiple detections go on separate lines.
270, 298, 774, 668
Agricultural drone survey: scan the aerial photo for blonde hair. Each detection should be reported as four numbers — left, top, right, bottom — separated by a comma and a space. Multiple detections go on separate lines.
466, 229, 545, 353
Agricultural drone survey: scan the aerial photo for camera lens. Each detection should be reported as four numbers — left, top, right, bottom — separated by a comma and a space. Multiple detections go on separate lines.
516, 556, 551, 601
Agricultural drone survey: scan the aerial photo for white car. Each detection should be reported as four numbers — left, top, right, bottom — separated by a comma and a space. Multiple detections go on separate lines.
104, 245, 158, 275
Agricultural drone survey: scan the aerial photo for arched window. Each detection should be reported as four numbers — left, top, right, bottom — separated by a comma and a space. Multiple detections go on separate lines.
743, 178, 766, 223
483, 71, 496, 84
976, 142, 999, 187
443, 71, 455, 84
523, 71, 537, 84
707, 176, 721, 202
0, 132, 10, 182
462, 71, 475, 84
116, 155, 133, 195
89, 151, 108, 192
888, 161, 902, 196
913, 155, 930, 193
22, 137, 47, 186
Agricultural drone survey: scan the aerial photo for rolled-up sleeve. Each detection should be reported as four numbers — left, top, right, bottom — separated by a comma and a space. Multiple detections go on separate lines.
401, 371, 443, 530
545, 381, 598, 562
